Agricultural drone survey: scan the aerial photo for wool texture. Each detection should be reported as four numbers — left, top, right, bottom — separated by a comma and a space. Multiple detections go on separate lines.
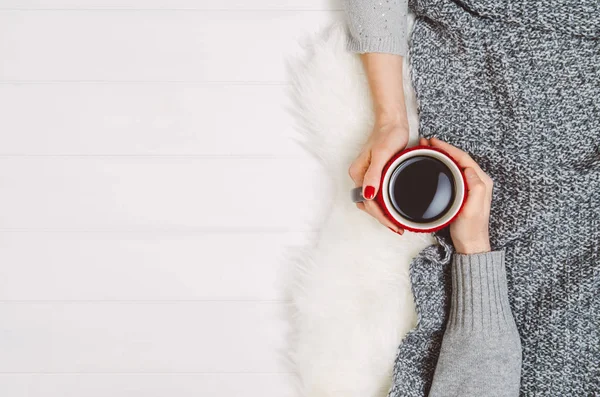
344, 0, 409, 56
287, 22, 436, 397
388, 231, 454, 397
388, 0, 600, 395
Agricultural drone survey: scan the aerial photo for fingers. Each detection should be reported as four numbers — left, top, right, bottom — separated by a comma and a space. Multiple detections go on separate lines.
362, 151, 389, 200
429, 137, 479, 170
462, 166, 495, 218
419, 137, 430, 146
461, 167, 486, 216
365, 200, 404, 234
429, 137, 493, 188
350, 149, 403, 235
348, 150, 370, 186
348, 148, 391, 202
356, 201, 404, 235
464, 167, 487, 198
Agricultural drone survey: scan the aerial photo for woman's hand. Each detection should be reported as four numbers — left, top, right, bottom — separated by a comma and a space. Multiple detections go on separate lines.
350, 53, 409, 234
349, 119, 409, 234
422, 137, 493, 254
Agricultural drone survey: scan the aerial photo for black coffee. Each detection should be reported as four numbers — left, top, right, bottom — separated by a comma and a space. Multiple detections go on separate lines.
388, 156, 455, 223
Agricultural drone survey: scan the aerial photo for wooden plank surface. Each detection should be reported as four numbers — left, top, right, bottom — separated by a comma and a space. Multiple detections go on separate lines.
0, 302, 289, 373
0, 0, 341, 10
0, 374, 296, 397
0, 158, 329, 230
0, 3, 337, 395
0, 232, 310, 300
0, 83, 303, 156
0, 10, 341, 82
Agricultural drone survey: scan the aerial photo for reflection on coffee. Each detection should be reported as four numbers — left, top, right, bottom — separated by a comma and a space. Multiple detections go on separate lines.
388, 156, 456, 223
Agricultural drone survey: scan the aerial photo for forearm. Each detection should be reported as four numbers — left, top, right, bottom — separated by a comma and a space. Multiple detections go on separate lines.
343, 0, 408, 56
343, 0, 409, 129
360, 53, 408, 126
429, 251, 522, 397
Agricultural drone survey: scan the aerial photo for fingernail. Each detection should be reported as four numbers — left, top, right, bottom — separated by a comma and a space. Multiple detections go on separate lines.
388, 227, 396, 233
364, 185, 376, 200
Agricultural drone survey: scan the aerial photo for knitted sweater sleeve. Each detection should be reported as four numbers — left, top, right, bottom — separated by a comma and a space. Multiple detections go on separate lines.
342, 0, 408, 56
429, 251, 522, 397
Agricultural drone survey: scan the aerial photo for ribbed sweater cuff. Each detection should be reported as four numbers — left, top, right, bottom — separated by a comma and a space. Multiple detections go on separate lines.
347, 35, 408, 56
447, 251, 515, 334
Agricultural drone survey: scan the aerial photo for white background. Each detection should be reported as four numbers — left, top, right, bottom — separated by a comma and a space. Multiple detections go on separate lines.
0, 1, 341, 395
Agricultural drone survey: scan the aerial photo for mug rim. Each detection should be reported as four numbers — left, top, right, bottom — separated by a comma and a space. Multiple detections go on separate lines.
374, 145, 468, 233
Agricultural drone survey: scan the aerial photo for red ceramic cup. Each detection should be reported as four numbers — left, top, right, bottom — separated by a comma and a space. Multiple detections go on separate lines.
351, 145, 467, 233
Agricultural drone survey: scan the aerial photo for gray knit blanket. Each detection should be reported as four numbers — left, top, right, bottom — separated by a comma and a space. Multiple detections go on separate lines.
388, 1, 600, 396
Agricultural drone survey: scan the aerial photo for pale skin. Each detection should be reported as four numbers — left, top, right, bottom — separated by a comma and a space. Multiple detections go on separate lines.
348, 53, 410, 234
349, 53, 492, 254
420, 137, 493, 255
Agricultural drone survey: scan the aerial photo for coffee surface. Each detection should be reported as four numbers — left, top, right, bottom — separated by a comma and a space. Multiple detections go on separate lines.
388, 156, 455, 223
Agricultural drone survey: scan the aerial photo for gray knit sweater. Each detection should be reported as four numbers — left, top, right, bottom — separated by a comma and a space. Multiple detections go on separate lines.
430, 251, 522, 396
344, 0, 409, 55
344, 1, 600, 396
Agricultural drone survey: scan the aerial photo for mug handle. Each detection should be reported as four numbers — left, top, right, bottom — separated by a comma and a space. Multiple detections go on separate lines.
351, 187, 366, 203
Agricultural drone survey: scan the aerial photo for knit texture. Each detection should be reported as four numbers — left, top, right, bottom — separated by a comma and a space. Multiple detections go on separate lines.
389, 0, 600, 395
447, 251, 517, 334
343, 0, 409, 56
429, 251, 522, 396
387, 230, 453, 396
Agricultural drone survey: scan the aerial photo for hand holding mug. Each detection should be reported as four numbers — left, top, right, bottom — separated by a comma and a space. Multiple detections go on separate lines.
348, 120, 409, 234
421, 137, 492, 255
350, 135, 493, 254
352, 140, 467, 233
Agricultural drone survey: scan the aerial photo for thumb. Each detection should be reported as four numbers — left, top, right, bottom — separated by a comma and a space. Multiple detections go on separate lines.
463, 167, 486, 208
362, 153, 387, 200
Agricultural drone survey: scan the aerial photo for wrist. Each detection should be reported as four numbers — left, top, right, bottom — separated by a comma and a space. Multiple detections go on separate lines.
374, 107, 408, 127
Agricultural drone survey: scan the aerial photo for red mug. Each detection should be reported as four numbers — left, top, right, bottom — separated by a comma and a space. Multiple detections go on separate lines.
351, 146, 467, 233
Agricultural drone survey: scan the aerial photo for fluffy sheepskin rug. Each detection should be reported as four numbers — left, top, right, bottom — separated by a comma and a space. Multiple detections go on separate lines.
287, 20, 437, 397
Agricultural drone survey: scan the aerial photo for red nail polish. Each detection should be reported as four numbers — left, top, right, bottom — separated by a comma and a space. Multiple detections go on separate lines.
364, 185, 376, 200
388, 227, 396, 233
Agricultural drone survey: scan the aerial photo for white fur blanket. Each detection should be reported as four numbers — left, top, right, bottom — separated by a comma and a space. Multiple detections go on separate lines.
288, 21, 436, 397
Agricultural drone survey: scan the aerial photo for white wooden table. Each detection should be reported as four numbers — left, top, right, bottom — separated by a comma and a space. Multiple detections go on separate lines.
0, 1, 340, 395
